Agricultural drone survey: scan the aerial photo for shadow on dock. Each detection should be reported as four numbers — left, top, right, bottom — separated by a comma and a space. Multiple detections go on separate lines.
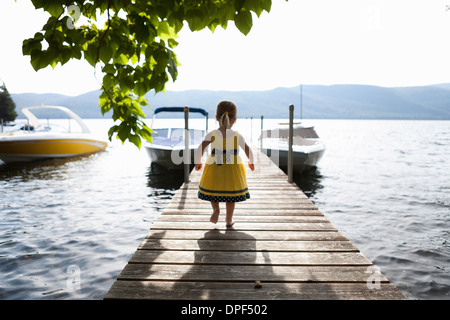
171, 228, 287, 299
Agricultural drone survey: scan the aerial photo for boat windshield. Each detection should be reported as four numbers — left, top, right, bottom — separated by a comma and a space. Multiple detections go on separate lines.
263, 127, 319, 139
153, 128, 169, 138
152, 128, 205, 145
295, 127, 319, 138
170, 129, 205, 143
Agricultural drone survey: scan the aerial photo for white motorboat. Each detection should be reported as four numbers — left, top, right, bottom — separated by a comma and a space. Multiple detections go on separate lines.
144, 107, 208, 169
261, 122, 325, 173
0, 105, 108, 163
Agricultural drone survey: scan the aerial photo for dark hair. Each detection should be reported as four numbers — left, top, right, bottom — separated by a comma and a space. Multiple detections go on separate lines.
216, 101, 237, 129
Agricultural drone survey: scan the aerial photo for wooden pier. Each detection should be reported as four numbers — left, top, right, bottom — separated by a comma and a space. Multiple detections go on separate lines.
105, 149, 405, 300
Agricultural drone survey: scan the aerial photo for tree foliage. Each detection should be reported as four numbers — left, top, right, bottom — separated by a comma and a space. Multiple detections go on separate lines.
22, 0, 273, 148
0, 82, 18, 123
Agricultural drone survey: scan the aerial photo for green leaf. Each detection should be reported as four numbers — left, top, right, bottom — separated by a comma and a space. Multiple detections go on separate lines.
117, 124, 130, 143
130, 54, 139, 65
235, 10, 253, 35
217, 5, 236, 26
43, 2, 64, 18
131, 100, 145, 118
168, 38, 178, 49
235, 0, 246, 11
119, 77, 134, 93
128, 134, 142, 149
60, 47, 72, 65
157, 20, 178, 41
103, 74, 115, 89
108, 125, 119, 140
85, 43, 98, 66
113, 53, 129, 65
102, 64, 116, 74
99, 92, 109, 108
50, 59, 58, 69
244, 0, 272, 17
138, 125, 154, 143
33, 32, 44, 41
262, 0, 272, 13
99, 45, 113, 63
22, 38, 42, 56
168, 55, 178, 81
186, 9, 205, 31
134, 82, 147, 97
30, 0, 45, 9
30, 51, 50, 71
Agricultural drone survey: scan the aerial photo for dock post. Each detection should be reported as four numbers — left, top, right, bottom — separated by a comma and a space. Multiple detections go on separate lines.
250, 116, 253, 142
184, 106, 189, 183
260, 115, 263, 150
288, 104, 294, 183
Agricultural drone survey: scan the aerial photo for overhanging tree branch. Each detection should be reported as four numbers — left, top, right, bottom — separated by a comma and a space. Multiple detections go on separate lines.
22, 0, 275, 148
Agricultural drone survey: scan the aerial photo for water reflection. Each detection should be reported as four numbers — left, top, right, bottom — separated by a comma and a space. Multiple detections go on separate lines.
283, 167, 324, 198
145, 163, 186, 190
0, 154, 98, 182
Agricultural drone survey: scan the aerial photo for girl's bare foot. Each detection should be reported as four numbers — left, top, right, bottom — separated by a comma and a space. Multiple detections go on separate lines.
210, 208, 220, 224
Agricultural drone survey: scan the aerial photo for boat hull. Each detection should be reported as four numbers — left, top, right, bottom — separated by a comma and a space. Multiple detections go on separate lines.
0, 137, 107, 163
144, 145, 197, 170
262, 147, 325, 173
261, 124, 326, 174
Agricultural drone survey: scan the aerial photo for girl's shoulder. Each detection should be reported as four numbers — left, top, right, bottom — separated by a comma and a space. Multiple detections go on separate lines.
208, 128, 239, 138
204, 129, 228, 141
203, 130, 215, 141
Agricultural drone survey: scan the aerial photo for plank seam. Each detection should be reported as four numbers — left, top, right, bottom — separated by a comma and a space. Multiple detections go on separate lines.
126, 262, 374, 267
114, 279, 390, 284
136, 249, 361, 253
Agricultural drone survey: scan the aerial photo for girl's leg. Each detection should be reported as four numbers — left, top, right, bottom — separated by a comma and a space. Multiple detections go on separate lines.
210, 202, 220, 224
225, 202, 235, 227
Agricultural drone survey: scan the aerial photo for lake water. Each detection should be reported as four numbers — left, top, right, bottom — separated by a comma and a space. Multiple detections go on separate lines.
0, 118, 449, 300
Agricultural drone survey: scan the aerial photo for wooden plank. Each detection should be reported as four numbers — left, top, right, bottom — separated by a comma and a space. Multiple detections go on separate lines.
161, 209, 323, 216
145, 230, 349, 241
166, 201, 318, 207
150, 221, 337, 231
157, 215, 329, 223
105, 281, 405, 300
165, 204, 320, 210
172, 193, 310, 200
178, 185, 302, 191
138, 239, 359, 252
117, 264, 384, 282
128, 250, 372, 266
167, 199, 316, 206
173, 189, 309, 194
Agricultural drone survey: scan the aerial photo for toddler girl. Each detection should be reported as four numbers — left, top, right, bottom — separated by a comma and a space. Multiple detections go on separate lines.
195, 101, 254, 227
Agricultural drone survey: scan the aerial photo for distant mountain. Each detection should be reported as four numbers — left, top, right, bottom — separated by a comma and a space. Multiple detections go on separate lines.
11, 90, 103, 119
11, 83, 450, 120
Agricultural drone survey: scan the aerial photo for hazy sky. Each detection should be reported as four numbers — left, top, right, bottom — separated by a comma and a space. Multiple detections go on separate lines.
1, 0, 450, 96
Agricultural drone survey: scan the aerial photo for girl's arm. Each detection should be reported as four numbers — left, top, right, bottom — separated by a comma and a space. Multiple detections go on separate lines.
238, 133, 255, 171
194, 132, 213, 170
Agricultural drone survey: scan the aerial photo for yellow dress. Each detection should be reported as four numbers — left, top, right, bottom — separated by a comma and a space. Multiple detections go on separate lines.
198, 130, 250, 202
